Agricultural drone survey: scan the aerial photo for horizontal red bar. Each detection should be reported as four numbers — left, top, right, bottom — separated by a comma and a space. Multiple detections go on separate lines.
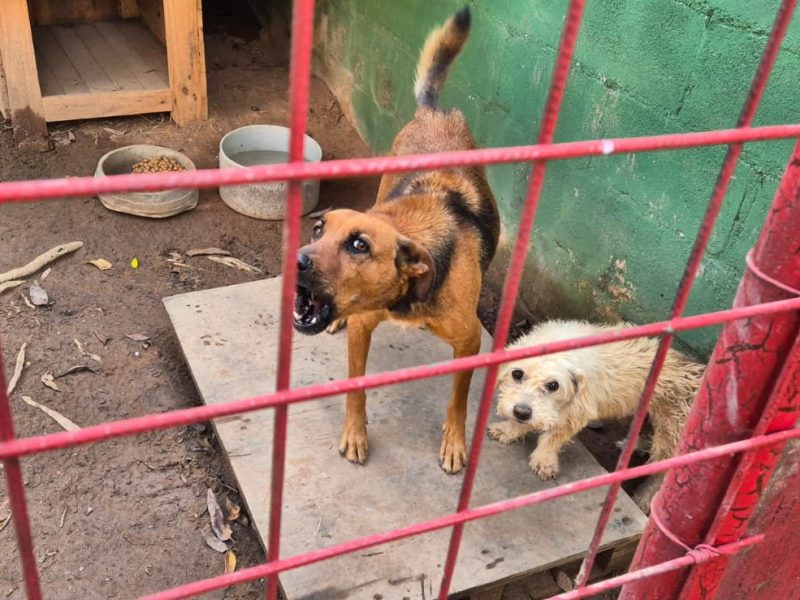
2, 295, 799, 461
140, 428, 795, 600
0, 124, 798, 203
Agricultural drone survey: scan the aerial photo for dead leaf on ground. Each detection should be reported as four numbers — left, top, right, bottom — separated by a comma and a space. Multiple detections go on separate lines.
54, 365, 98, 378
85, 258, 113, 271
202, 527, 228, 553
125, 333, 151, 342
186, 247, 231, 257
6, 343, 26, 395
29, 281, 49, 306
93, 330, 109, 345
206, 255, 262, 274
74, 338, 102, 363
41, 267, 52, 280
223, 497, 241, 522
224, 549, 237, 573
207, 489, 232, 541
21, 396, 80, 431
41, 372, 61, 392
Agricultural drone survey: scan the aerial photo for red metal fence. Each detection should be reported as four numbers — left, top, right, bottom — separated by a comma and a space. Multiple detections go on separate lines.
2, 0, 800, 598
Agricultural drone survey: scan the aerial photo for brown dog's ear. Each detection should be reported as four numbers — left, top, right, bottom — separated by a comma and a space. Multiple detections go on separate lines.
397, 238, 436, 303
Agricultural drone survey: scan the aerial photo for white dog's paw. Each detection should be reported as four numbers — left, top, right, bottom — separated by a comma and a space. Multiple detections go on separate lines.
488, 421, 526, 445
529, 450, 560, 480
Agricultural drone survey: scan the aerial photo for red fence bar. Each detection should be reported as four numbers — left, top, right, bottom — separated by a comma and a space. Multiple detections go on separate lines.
2, 296, 800, 463
267, 0, 316, 598
2, 125, 800, 203
576, 0, 798, 586
139, 427, 800, 600
0, 356, 42, 600
439, 2, 586, 595
677, 330, 800, 599
621, 138, 800, 598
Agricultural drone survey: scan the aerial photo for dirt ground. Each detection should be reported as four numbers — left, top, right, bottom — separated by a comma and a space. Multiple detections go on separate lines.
0, 4, 625, 599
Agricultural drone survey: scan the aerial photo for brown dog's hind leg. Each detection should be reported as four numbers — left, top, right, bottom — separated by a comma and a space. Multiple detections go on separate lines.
434, 315, 482, 474
339, 312, 384, 464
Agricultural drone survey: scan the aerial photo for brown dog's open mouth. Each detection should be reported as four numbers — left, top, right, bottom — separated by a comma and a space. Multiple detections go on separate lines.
293, 284, 334, 335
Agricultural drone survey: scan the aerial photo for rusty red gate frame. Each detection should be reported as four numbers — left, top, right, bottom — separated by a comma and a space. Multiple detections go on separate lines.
2, 1, 800, 599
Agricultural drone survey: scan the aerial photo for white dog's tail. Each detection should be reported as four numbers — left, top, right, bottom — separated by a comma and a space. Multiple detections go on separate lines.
414, 6, 471, 109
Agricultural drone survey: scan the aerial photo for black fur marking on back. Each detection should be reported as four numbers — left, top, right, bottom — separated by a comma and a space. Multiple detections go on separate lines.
386, 173, 424, 201
389, 235, 455, 314
444, 190, 499, 271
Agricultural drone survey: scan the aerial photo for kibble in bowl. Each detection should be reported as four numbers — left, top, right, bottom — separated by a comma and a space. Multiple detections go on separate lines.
94, 145, 198, 218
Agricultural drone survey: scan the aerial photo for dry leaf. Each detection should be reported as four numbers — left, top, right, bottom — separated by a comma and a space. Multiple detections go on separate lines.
202, 527, 228, 553
207, 489, 232, 541
29, 282, 49, 306
21, 396, 80, 431
55, 365, 98, 378
206, 255, 262, 274
224, 549, 237, 574
555, 570, 574, 593
74, 339, 102, 363
125, 333, 150, 342
85, 258, 112, 271
6, 343, 26, 395
186, 247, 231, 257
41, 372, 61, 392
223, 497, 241, 521
93, 330, 109, 345
41, 268, 52, 280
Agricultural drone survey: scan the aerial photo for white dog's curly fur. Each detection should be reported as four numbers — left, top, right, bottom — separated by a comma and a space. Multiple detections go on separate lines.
488, 320, 705, 511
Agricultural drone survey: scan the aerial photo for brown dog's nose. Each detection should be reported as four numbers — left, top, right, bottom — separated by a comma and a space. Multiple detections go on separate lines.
297, 253, 312, 272
512, 404, 532, 421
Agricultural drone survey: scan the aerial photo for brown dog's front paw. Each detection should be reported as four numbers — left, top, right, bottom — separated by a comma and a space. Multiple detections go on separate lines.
338, 423, 368, 464
326, 318, 347, 334
439, 425, 467, 474
529, 450, 559, 480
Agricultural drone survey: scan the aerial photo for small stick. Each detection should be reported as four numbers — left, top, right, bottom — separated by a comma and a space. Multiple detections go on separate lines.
0, 242, 83, 284
6, 343, 26, 395
0, 280, 25, 295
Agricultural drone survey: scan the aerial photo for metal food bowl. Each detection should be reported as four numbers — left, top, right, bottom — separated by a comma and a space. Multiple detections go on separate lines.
218, 125, 323, 220
94, 145, 198, 218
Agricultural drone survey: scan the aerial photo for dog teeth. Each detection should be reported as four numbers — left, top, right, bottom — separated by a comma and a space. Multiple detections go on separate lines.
293, 310, 303, 320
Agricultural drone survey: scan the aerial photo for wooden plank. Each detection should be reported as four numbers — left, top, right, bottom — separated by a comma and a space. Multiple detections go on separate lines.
137, 0, 165, 45
117, 0, 139, 19
32, 41, 64, 97
41, 88, 169, 121
32, 27, 90, 94
50, 24, 117, 92
94, 20, 168, 90
28, 0, 118, 26
0, 48, 10, 119
163, 0, 207, 124
164, 278, 648, 599
0, 0, 47, 143
74, 23, 143, 91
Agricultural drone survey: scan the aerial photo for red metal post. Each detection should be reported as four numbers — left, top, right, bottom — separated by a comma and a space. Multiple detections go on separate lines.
0, 355, 43, 600
621, 139, 800, 598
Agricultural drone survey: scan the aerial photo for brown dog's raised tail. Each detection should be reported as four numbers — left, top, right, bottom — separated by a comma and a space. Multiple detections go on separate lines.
414, 6, 471, 109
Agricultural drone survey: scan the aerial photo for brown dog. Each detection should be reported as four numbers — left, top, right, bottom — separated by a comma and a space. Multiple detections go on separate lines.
293, 6, 499, 473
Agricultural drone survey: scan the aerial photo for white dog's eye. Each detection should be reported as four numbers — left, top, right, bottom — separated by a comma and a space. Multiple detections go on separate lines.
511, 369, 524, 382
545, 380, 560, 392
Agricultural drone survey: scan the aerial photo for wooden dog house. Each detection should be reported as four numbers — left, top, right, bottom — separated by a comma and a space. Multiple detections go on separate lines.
0, 0, 207, 143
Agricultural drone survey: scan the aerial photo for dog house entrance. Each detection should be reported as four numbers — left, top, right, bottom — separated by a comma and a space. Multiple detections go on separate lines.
164, 277, 647, 598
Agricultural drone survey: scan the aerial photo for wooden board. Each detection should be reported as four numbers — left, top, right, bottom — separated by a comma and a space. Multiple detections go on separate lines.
41, 89, 170, 121
27, 0, 119, 26
163, 0, 207, 124
164, 278, 647, 599
0, 48, 10, 120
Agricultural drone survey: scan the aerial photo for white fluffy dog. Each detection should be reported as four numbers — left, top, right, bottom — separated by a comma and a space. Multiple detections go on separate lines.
488, 320, 705, 510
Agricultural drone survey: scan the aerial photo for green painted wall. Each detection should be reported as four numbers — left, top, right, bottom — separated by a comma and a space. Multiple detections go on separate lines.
311, 0, 800, 357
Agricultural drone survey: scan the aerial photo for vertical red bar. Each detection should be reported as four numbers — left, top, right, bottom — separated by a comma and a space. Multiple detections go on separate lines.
575, 0, 797, 587
621, 138, 800, 598
0, 354, 43, 600
437, 2, 586, 598
267, 0, 316, 598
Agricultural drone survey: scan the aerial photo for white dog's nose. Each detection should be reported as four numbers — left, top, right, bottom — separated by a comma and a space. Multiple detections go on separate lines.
512, 404, 532, 421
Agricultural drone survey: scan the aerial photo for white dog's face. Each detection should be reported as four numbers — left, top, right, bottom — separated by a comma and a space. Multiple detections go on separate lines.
495, 355, 584, 431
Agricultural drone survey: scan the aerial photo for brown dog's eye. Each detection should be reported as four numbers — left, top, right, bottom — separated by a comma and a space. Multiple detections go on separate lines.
312, 222, 323, 239
348, 237, 370, 254
511, 369, 524, 382
545, 380, 560, 392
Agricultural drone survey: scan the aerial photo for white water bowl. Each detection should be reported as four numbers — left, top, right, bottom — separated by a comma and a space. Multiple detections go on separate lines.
218, 125, 323, 220
94, 145, 198, 218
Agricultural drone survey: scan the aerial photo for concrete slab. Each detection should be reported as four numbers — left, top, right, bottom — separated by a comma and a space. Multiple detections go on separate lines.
164, 277, 647, 599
